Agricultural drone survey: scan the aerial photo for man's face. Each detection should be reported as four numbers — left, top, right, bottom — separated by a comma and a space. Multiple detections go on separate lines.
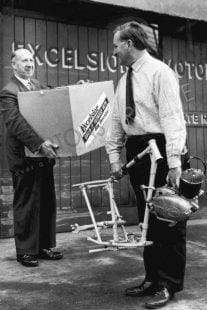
12, 49, 35, 79
113, 31, 130, 66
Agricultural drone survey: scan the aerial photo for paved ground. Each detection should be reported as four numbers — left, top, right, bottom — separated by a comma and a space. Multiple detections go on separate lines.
0, 219, 206, 310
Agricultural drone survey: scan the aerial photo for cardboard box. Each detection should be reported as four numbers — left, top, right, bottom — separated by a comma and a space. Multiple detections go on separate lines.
18, 81, 114, 157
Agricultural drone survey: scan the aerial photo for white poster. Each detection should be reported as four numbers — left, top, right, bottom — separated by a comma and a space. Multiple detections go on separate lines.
78, 92, 110, 147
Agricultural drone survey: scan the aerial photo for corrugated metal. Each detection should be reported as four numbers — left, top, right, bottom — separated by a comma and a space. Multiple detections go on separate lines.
88, 0, 207, 22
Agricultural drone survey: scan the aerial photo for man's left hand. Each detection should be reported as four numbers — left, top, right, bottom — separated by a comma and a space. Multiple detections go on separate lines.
166, 167, 182, 189
39, 140, 59, 158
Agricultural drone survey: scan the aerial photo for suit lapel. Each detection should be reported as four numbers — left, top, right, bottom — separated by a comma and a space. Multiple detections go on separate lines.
11, 75, 29, 92
30, 79, 41, 91
11, 75, 41, 92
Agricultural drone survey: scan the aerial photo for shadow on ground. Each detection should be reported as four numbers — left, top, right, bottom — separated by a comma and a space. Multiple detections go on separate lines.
0, 222, 206, 310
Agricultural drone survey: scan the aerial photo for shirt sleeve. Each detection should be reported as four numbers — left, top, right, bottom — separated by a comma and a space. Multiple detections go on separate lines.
105, 84, 126, 164
155, 66, 187, 168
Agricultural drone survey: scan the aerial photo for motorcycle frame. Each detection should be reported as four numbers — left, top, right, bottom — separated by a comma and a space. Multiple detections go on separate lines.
72, 139, 163, 253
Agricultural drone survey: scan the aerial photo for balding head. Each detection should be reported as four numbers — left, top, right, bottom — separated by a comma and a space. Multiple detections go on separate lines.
11, 48, 35, 79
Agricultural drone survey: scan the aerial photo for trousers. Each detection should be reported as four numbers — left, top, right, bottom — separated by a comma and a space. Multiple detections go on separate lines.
11, 158, 56, 255
126, 133, 186, 293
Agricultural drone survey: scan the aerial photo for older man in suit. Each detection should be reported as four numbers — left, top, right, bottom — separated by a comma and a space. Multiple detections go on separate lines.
0, 48, 63, 267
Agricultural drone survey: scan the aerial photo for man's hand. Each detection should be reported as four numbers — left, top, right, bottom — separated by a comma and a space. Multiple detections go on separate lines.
77, 79, 93, 84
166, 167, 182, 189
110, 162, 123, 180
39, 140, 59, 158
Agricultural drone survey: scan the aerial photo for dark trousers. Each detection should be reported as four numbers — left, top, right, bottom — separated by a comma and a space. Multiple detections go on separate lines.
126, 134, 186, 293
11, 159, 56, 255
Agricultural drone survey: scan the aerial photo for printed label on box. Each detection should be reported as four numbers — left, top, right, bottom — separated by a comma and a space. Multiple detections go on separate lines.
78, 92, 110, 146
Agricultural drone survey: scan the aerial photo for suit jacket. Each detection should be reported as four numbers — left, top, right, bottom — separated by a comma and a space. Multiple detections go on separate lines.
0, 75, 47, 171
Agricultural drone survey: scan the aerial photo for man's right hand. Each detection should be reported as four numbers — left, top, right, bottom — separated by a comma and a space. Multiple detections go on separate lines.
39, 140, 59, 158
166, 166, 182, 189
110, 162, 123, 180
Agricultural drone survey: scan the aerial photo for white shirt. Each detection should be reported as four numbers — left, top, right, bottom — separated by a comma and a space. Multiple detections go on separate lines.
106, 51, 186, 169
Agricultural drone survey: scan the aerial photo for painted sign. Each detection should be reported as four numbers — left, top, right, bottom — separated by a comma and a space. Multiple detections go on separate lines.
165, 59, 207, 81
12, 42, 125, 74
184, 112, 207, 127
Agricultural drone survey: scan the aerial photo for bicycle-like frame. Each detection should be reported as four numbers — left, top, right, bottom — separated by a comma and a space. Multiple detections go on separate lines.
72, 139, 163, 253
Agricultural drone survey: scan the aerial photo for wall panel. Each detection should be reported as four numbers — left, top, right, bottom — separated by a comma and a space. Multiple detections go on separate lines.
87, 27, 101, 209
163, 35, 207, 202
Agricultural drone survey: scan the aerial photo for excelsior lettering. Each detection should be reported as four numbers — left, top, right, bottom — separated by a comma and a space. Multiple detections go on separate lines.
81, 97, 109, 143
12, 42, 124, 74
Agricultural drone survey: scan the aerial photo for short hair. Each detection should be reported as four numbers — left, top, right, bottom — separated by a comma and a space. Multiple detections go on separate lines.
114, 21, 149, 50
11, 48, 32, 61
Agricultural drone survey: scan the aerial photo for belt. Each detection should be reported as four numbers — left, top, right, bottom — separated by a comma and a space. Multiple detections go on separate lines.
12, 158, 55, 176
126, 133, 165, 146
26, 157, 55, 165
127, 133, 165, 143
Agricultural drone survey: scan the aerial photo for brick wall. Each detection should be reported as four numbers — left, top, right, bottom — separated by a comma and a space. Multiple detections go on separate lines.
0, 174, 14, 237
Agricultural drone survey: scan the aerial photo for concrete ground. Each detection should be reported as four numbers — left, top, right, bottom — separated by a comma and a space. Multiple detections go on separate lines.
0, 220, 206, 310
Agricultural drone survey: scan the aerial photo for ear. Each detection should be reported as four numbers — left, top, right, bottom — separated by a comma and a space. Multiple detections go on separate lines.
127, 39, 133, 49
11, 60, 16, 69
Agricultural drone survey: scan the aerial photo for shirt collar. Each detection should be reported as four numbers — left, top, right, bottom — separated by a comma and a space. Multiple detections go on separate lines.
14, 73, 31, 89
131, 50, 151, 73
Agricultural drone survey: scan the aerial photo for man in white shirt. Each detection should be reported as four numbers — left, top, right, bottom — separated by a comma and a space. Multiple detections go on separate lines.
106, 21, 187, 309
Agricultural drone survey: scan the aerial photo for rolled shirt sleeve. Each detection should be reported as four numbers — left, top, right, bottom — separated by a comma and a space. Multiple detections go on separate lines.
105, 52, 187, 169
105, 88, 126, 164
155, 67, 186, 168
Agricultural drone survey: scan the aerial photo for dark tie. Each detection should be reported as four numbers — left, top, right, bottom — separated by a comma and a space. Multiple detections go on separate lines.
125, 66, 136, 124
